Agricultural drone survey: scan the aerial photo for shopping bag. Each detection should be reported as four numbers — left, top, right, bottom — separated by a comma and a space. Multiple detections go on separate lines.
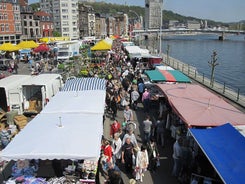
156, 159, 160, 167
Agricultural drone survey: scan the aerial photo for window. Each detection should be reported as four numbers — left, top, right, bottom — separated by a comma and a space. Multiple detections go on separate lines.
24, 21, 27, 26
24, 28, 28, 35
29, 15, 32, 19
62, 15, 68, 19
5, 24, 9, 32
4, 14, 7, 20
0, 24, 4, 31
30, 21, 33, 26
62, 9, 68, 13
61, 3, 68, 7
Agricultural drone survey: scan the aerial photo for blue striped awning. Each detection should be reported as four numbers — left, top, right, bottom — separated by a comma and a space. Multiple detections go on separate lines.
62, 77, 106, 91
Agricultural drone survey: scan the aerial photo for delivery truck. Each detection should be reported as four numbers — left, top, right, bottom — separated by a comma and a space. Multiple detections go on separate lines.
56, 40, 81, 62
21, 74, 64, 115
0, 75, 32, 114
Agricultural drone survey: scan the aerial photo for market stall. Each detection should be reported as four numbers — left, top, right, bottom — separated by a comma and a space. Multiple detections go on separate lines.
156, 83, 245, 127
0, 77, 106, 183
189, 123, 245, 184
145, 69, 191, 83
90, 40, 112, 51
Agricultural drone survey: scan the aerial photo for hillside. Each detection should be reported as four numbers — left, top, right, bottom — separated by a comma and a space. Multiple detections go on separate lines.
30, 2, 243, 29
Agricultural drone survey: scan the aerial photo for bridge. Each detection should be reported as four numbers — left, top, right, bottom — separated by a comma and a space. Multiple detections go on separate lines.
132, 28, 245, 40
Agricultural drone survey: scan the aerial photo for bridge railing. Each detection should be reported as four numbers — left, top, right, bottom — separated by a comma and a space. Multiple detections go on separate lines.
161, 54, 245, 108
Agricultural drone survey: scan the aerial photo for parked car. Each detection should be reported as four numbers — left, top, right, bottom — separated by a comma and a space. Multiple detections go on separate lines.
0, 59, 10, 71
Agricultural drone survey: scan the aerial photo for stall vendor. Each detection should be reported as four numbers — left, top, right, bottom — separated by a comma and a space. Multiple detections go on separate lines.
11, 159, 39, 179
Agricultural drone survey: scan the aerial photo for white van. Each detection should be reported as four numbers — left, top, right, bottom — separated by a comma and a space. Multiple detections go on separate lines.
21, 74, 64, 115
19, 49, 32, 62
0, 75, 32, 114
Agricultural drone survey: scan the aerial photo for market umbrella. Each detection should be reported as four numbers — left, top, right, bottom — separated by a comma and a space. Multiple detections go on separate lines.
17, 40, 38, 49
0, 43, 20, 51
33, 44, 50, 52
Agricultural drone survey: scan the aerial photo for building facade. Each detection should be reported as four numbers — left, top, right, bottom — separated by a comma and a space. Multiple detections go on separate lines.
40, 0, 79, 40
78, 3, 95, 39
34, 11, 53, 37
145, 0, 163, 30
95, 13, 107, 39
186, 20, 201, 29
0, 0, 22, 44
20, 5, 40, 41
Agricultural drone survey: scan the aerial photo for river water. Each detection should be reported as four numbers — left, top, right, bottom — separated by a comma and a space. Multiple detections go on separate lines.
161, 34, 245, 95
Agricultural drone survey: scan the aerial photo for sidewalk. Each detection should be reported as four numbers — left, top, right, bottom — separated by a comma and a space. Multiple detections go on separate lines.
103, 103, 178, 184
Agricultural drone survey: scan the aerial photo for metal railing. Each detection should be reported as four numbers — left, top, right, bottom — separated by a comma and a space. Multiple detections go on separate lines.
161, 54, 245, 108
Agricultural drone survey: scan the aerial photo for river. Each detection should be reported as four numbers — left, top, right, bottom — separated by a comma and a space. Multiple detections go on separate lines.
161, 34, 245, 95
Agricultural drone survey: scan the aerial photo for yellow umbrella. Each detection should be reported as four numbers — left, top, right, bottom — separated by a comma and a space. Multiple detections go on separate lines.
17, 41, 38, 49
0, 43, 20, 51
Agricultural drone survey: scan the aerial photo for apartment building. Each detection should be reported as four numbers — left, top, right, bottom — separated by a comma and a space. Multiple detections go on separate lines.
40, 0, 79, 40
145, 0, 163, 30
0, 0, 22, 44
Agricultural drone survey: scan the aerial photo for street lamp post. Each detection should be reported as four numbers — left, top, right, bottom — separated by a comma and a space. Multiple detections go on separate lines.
159, 1, 163, 56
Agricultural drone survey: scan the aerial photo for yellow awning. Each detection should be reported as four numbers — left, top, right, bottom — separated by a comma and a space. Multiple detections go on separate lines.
91, 40, 111, 51
17, 41, 38, 49
0, 43, 20, 51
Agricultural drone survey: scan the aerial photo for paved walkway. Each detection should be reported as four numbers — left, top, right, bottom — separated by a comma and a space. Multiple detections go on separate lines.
103, 103, 179, 184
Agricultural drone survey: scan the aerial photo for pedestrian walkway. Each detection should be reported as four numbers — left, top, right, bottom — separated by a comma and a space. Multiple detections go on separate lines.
103, 103, 178, 184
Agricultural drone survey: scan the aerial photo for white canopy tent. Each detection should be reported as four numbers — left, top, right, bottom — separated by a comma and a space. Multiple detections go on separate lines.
42, 90, 106, 114
1, 113, 103, 161
1, 89, 106, 161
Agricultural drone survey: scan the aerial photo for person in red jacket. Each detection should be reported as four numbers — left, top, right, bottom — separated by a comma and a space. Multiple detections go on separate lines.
110, 119, 121, 138
101, 139, 113, 163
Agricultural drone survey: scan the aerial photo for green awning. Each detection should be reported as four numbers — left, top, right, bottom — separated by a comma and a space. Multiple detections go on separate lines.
145, 69, 191, 83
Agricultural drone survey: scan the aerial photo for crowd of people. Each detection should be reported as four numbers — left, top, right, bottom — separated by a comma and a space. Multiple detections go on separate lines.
97, 38, 168, 184
96, 38, 212, 184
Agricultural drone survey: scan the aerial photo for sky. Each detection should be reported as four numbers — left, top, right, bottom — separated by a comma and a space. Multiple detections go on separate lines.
29, 0, 245, 23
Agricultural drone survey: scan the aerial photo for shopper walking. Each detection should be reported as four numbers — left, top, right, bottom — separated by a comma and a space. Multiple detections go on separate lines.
147, 138, 159, 173
121, 137, 134, 174
172, 137, 183, 177
135, 145, 149, 182
142, 88, 150, 113
143, 115, 152, 143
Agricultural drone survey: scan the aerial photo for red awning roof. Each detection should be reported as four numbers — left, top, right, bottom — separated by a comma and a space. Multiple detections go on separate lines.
157, 83, 245, 127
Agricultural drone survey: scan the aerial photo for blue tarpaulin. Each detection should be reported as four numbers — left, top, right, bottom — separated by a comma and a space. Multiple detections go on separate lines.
189, 123, 245, 184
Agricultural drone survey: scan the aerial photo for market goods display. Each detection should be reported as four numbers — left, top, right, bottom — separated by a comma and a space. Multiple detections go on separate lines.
14, 115, 28, 130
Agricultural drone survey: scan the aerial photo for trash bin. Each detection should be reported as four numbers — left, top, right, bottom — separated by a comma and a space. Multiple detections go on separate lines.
6, 110, 18, 125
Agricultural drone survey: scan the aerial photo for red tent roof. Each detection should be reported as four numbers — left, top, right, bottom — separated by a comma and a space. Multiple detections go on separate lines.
33, 44, 50, 52
157, 83, 245, 127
